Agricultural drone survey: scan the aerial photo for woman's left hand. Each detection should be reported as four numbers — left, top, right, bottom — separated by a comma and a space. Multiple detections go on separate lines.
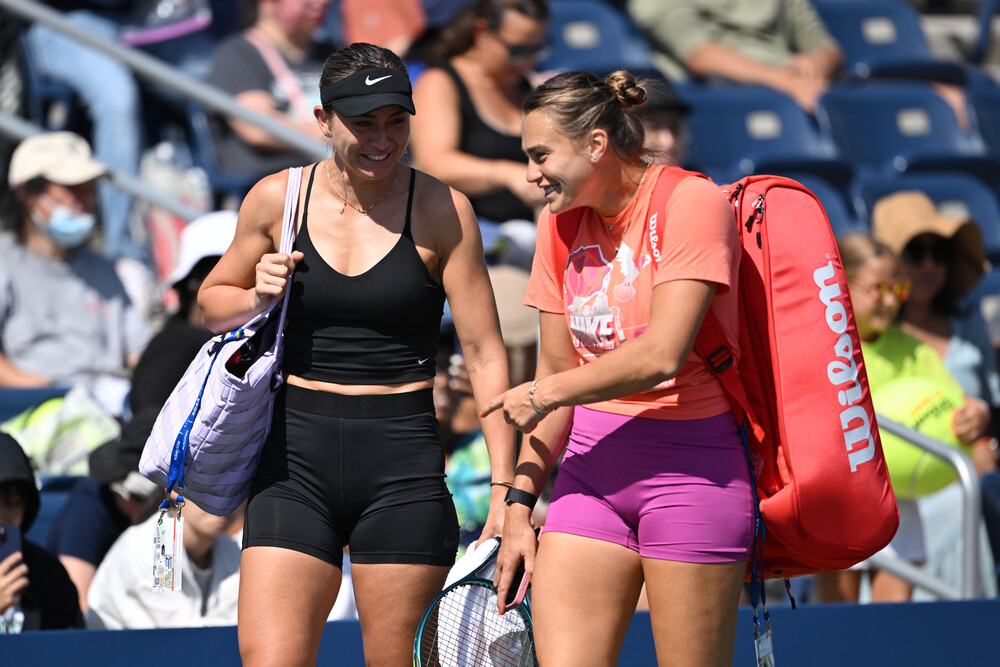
481, 381, 547, 433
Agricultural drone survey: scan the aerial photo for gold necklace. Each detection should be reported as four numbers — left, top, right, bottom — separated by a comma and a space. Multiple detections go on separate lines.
604, 164, 651, 233
323, 158, 398, 215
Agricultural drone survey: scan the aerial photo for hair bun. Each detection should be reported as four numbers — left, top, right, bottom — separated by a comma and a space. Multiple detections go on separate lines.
605, 70, 648, 110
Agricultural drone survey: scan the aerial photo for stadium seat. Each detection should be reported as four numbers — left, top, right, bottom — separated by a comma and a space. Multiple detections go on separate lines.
852, 171, 1000, 264
679, 85, 852, 186
24, 476, 83, 544
816, 82, 1000, 187
537, 0, 657, 76
813, 0, 967, 84
783, 172, 863, 239
968, 85, 1000, 153
0, 387, 69, 423
185, 101, 257, 207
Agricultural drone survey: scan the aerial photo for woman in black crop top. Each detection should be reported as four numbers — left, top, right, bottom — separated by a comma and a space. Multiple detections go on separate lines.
199, 43, 516, 667
410, 0, 549, 225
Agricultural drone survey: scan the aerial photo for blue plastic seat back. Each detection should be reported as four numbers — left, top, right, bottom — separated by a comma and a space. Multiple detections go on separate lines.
537, 0, 655, 75
185, 101, 257, 205
817, 83, 975, 171
969, 85, 1000, 153
680, 84, 848, 184
852, 171, 1000, 263
813, 0, 934, 77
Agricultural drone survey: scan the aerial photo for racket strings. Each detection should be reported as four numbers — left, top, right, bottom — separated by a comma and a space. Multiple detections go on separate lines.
418, 582, 535, 667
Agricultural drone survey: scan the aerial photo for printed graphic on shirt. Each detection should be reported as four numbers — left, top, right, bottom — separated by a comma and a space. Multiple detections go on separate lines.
565, 240, 674, 392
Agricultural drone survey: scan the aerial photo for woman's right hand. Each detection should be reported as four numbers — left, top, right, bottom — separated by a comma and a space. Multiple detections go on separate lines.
253, 250, 304, 312
0, 552, 28, 614
493, 504, 537, 615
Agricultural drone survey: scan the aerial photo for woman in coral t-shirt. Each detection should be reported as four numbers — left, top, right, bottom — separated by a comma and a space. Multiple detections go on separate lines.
482, 70, 753, 666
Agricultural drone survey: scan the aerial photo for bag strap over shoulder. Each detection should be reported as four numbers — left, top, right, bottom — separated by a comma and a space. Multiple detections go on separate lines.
274, 166, 303, 333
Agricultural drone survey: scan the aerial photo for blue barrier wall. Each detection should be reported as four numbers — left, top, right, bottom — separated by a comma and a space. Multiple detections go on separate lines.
2, 599, 997, 665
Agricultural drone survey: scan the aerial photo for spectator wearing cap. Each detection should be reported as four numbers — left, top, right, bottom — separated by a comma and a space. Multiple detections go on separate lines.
632, 78, 690, 167
43, 410, 162, 612
0, 432, 84, 632
0, 132, 151, 415
129, 211, 239, 416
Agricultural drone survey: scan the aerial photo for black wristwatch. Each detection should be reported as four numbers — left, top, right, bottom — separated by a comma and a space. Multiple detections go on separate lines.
504, 487, 538, 509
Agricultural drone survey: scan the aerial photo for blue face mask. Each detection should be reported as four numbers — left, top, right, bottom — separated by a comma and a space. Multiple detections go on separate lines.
32, 201, 96, 248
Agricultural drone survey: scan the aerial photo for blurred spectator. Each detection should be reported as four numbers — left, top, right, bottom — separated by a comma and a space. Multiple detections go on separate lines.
44, 409, 162, 612
0, 132, 151, 416
23, 1, 149, 264
205, 0, 333, 181
409, 0, 549, 265
0, 432, 84, 632
627, 0, 843, 113
85, 495, 243, 629
871, 191, 1000, 434
872, 190, 1000, 599
815, 234, 981, 602
339, 0, 426, 58
129, 210, 238, 415
632, 77, 690, 167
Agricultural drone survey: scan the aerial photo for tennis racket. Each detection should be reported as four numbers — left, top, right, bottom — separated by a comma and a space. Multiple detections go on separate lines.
413, 563, 535, 667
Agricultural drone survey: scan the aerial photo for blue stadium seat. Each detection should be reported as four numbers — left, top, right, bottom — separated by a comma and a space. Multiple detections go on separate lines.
679, 85, 852, 186
851, 171, 1000, 264
816, 82, 1000, 187
0, 387, 69, 423
537, 0, 656, 75
185, 101, 257, 207
25, 476, 83, 545
968, 85, 1000, 153
783, 173, 863, 239
813, 0, 967, 84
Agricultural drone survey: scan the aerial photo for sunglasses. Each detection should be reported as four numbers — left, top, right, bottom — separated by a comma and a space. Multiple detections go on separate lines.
902, 237, 953, 265
864, 280, 911, 302
495, 36, 548, 64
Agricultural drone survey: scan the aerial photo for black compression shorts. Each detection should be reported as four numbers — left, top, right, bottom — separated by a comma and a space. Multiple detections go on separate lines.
242, 384, 459, 568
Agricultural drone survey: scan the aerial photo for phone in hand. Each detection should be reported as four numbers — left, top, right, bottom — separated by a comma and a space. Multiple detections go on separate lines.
0, 524, 22, 565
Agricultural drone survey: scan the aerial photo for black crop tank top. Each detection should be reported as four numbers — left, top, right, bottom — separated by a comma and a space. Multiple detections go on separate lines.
439, 63, 534, 224
283, 166, 445, 384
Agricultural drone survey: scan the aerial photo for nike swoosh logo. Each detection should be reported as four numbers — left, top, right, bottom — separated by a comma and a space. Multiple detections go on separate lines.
365, 74, 392, 86
418, 358, 431, 365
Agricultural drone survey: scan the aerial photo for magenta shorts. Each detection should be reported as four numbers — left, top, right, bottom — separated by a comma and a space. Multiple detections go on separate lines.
541, 407, 755, 563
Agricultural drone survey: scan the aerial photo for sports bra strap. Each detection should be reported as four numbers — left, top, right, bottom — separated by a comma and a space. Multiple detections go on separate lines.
402, 168, 417, 240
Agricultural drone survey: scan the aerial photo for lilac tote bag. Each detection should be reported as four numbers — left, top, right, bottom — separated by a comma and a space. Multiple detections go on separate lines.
139, 167, 302, 516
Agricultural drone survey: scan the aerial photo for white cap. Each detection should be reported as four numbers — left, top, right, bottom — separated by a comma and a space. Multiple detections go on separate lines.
168, 210, 239, 286
8, 131, 107, 187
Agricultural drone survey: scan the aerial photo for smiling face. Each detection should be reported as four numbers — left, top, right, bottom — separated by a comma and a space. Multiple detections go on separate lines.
325, 105, 410, 179
522, 109, 598, 214
848, 254, 908, 342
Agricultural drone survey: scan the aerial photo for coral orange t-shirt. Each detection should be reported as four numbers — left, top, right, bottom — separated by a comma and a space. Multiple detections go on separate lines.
525, 166, 740, 420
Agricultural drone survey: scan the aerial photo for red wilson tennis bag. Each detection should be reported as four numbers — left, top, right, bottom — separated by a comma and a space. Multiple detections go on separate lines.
551, 168, 899, 580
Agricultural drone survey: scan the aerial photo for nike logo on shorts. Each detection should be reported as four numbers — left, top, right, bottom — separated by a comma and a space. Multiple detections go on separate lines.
365, 74, 392, 85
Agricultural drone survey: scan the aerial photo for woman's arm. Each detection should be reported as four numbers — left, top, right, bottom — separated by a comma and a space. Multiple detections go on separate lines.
435, 184, 517, 540
483, 278, 717, 432
198, 171, 302, 333
410, 68, 537, 204
493, 311, 577, 611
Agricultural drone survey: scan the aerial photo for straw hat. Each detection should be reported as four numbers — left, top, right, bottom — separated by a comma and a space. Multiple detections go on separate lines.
870, 190, 988, 299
